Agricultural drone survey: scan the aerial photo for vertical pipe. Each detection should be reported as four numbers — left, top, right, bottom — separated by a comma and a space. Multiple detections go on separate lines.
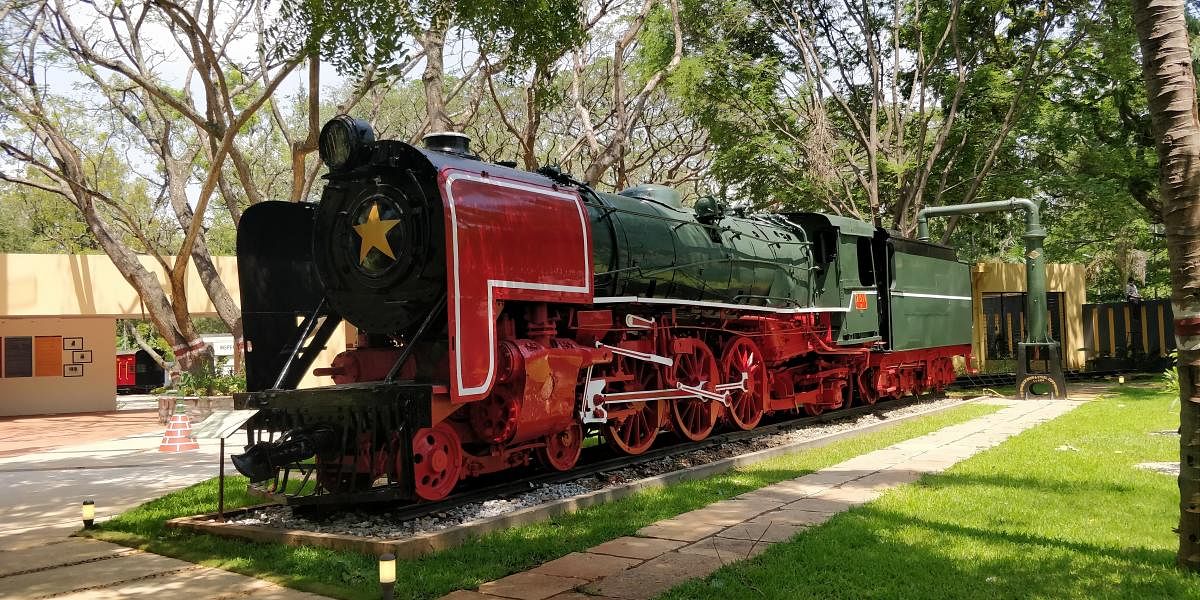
1023, 214, 1049, 343
219, 437, 226, 521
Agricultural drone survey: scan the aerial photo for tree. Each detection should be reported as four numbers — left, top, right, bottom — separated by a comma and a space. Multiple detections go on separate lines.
1131, 0, 1200, 570
271, 0, 586, 140
0, 180, 96, 253
477, 0, 619, 171
0, 0, 305, 370
567, 0, 685, 188
676, 0, 1098, 234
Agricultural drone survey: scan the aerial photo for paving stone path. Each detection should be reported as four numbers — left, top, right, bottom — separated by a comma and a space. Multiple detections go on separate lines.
0, 536, 329, 599
437, 398, 1083, 600
0, 419, 328, 599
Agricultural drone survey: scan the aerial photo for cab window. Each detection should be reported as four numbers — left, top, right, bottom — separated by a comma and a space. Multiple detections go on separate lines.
857, 238, 875, 286
814, 230, 838, 264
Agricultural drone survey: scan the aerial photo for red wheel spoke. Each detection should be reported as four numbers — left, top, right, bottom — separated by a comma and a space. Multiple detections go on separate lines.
720, 337, 766, 431
670, 338, 718, 442
605, 364, 663, 455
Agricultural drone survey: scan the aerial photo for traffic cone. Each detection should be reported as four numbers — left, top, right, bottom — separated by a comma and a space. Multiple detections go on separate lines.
159, 413, 200, 452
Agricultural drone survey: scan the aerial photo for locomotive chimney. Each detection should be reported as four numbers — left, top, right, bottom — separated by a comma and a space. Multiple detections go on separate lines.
422, 131, 472, 155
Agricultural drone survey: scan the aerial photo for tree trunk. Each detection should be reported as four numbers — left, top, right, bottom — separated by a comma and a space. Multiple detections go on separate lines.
75, 194, 201, 369
290, 56, 321, 202
1131, 0, 1200, 571
419, 25, 449, 132
124, 320, 169, 371
165, 164, 245, 372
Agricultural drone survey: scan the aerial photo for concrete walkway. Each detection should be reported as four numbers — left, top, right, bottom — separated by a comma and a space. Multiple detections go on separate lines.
437, 398, 1083, 600
0, 415, 327, 599
0, 410, 162, 458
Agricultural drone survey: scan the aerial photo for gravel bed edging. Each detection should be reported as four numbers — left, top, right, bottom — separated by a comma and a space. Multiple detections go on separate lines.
166, 397, 984, 558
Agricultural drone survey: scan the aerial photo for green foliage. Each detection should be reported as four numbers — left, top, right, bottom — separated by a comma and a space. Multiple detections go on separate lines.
458, 0, 585, 70
957, 1, 1170, 299
177, 365, 216, 397
116, 320, 173, 361
0, 179, 96, 253
268, 0, 585, 78
0, 0, 1176, 313
192, 317, 233, 335
668, 0, 794, 208
668, 0, 1163, 291
178, 361, 245, 397
1162, 352, 1180, 395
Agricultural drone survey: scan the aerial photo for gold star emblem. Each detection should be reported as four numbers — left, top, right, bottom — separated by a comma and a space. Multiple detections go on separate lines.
352, 203, 400, 263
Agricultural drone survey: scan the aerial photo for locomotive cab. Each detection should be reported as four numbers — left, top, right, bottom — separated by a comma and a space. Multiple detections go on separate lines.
785, 213, 882, 344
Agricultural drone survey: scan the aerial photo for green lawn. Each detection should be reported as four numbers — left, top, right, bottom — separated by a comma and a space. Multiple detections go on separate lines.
82, 401, 997, 600
660, 386, 1199, 600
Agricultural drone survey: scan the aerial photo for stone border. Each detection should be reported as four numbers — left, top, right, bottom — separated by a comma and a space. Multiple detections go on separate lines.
167, 397, 983, 558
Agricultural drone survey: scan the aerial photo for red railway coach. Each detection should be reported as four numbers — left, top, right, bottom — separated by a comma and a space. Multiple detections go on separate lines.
116, 349, 164, 394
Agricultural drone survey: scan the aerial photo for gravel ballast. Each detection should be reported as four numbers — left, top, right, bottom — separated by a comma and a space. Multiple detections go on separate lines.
230, 396, 973, 539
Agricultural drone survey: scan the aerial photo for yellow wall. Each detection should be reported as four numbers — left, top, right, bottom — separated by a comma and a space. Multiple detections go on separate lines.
970, 262, 1087, 371
0, 253, 240, 317
0, 254, 348, 415
0, 317, 116, 416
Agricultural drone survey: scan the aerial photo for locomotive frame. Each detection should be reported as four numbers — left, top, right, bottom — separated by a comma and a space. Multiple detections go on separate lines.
232, 116, 974, 505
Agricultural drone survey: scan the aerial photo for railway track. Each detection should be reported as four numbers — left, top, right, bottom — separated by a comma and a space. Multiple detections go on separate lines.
951, 369, 1127, 390
293, 396, 926, 522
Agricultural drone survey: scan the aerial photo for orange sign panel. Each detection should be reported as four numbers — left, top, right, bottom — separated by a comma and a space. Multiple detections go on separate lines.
34, 336, 62, 377
854, 292, 869, 311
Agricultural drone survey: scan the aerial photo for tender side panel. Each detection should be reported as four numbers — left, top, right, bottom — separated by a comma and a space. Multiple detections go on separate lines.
441, 169, 594, 403
888, 240, 972, 350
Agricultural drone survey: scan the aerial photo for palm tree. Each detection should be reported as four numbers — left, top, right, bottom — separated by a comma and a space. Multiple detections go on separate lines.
1132, 0, 1200, 570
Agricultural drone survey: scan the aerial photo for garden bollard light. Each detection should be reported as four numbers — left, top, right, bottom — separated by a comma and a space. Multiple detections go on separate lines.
82, 499, 95, 528
1118, 375, 1125, 385
379, 552, 396, 599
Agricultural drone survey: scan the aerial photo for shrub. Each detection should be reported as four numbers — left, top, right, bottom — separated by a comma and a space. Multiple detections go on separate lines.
1162, 351, 1180, 395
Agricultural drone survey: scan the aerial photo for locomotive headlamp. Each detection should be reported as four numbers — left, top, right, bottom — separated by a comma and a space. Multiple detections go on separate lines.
319, 115, 375, 171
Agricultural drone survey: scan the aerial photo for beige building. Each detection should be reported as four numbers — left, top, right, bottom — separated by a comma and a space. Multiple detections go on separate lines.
970, 262, 1088, 371
0, 253, 348, 417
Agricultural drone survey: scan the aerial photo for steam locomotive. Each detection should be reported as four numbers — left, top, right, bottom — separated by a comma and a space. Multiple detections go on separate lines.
231, 116, 973, 504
